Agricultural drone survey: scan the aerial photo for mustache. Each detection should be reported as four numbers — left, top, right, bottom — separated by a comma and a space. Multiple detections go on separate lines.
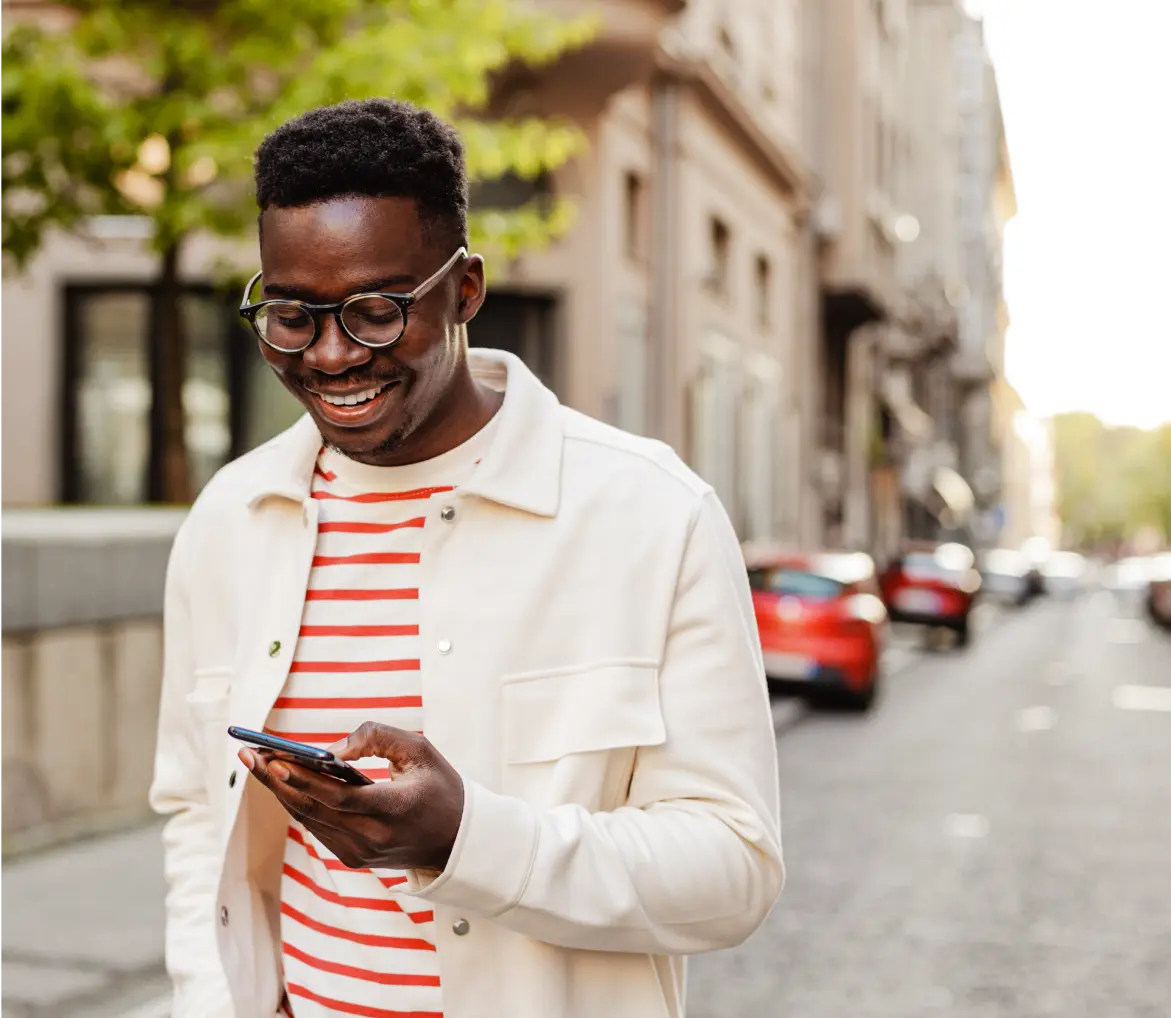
295, 367, 410, 389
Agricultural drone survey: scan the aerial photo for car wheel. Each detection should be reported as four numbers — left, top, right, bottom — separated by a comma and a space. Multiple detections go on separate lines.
954, 618, 971, 648
836, 666, 880, 713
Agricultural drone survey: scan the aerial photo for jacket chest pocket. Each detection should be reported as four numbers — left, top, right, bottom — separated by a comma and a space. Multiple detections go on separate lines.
499, 662, 665, 810
184, 667, 233, 825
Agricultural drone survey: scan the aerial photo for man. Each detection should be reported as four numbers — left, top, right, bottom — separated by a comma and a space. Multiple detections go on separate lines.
151, 98, 782, 1018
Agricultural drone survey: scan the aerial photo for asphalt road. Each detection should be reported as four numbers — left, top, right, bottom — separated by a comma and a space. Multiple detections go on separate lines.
689, 591, 1171, 1018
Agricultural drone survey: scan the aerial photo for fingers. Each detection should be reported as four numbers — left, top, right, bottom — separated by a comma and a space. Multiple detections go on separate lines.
241, 751, 355, 826
335, 721, 426, 769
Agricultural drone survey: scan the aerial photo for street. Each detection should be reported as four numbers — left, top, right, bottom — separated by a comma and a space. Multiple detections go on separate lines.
3, 592, 1169, 1017
691, 591, 1171, 1018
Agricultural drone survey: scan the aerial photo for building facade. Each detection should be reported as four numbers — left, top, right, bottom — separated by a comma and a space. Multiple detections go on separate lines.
2, 0, 816, 547
952, 11, 1015, 541
801, 0, 1014, 560
1, 0, 1015, 555
999, 386, 1060, 553
802, 0, 909, 553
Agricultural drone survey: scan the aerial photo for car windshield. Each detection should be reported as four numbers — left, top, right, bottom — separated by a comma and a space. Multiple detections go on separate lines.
902, 553, 966, 583
1042, 552, 1086, 578
748, 568, 845, 601
982, 549, 1027, 576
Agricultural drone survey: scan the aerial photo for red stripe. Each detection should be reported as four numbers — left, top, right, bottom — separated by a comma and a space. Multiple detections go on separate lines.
312, 485, 454, 504
314, 465, 337, 482
286, 827, 406, 887
287, 983, 441, 1018
318, 519, 426, 534
360, 766, 392, 781
264, 729, 351, 744
281, 902, 433, 950
305, 589, 417, 601
274, 695, 423, 710
264, 729, 421, 744
288, 659, 420, 674
283, 942, 440, 987
299, 624, 419, 638
283, 864, 433, 921
313, 552, 420, 567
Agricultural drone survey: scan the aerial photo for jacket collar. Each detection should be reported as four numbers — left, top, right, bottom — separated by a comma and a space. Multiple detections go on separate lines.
244, 349, 564, 517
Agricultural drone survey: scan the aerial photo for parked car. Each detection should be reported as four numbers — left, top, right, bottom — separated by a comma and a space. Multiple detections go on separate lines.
1146, 553, 1171, 629
1041, 551, 1088, 599
978, 548, 1032, 606
1104, 555, 1154, 609
1022, 537, 1050, 600
879, 542, 981, 646
745, 547, 887, 711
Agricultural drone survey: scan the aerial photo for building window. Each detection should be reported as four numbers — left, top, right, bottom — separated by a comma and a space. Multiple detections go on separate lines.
468, 171, 553, 212
708, 217, 731, 297
69, 291, 152, 504
755, 254, 772, 328
623, 171, 644, 261
740, 365, 782, 542
62, 283, 301, 504
467, 290, 559, 395
690, 343, 741, 528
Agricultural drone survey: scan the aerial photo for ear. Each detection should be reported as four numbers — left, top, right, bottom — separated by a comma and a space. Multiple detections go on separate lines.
456, 254, 487, 325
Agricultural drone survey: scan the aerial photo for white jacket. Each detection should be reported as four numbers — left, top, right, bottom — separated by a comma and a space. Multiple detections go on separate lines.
150, 349, 783, 1018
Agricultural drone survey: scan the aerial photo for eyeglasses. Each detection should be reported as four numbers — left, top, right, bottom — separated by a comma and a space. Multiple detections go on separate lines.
239, 247, 467, 354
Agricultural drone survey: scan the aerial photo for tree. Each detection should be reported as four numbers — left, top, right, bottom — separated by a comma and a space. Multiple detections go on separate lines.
2, 0, 593, 502
1051, 412, 1171, 550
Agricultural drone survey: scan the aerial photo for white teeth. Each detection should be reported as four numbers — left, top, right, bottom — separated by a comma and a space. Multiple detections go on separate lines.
319, 384, 387, 407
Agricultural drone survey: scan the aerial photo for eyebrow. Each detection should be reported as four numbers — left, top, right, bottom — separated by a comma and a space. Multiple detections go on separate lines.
262, 274, 417, 301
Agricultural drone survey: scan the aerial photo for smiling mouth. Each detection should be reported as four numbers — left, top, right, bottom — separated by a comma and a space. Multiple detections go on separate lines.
313, 380, 399, 407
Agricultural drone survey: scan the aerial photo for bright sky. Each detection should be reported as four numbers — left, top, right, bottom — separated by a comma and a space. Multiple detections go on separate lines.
972, 0, 1171, 429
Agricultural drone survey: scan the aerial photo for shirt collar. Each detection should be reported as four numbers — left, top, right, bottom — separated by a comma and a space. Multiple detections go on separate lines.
244, 349, 564, 517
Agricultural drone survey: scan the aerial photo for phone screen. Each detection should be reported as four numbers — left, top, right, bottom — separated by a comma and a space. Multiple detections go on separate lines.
227, 726, 374, 786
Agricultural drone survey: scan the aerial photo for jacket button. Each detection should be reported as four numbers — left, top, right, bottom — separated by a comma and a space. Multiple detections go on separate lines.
228, 771, 237, 788
437, 638, 452, 655
269, 640, 281, 657
440, 505, 456, 522
452, 918, 470, 936
220, 906, 229, 927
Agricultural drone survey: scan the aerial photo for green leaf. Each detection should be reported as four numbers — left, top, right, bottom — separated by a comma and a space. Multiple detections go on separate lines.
2, 0, 596, 265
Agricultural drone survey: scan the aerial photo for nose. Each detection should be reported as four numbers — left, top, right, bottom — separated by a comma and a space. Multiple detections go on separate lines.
301, 311, 373, 376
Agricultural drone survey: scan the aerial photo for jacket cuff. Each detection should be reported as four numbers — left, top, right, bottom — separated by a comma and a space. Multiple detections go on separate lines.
405, 778, 538, 916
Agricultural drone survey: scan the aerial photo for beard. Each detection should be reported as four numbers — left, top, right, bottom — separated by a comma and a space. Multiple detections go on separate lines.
324, 417, 412, 462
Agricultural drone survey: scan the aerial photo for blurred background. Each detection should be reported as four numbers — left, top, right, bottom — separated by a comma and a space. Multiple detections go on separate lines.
2, 0, 1169, 1016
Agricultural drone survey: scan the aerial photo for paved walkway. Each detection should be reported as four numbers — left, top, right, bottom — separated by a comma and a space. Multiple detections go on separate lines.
1, 821, 171, 1018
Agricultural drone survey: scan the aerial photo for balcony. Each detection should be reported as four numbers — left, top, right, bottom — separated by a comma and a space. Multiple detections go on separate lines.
486, 0, 685, 119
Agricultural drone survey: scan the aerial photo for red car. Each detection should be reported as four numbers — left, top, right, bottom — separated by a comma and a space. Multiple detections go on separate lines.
745, 547, 887, 711
879, 542, 982, 646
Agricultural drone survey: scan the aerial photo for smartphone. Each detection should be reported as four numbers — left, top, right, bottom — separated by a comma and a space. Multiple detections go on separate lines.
227, 726, 374, 786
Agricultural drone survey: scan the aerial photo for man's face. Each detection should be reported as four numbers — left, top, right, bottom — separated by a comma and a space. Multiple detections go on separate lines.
256, 196, 485, 464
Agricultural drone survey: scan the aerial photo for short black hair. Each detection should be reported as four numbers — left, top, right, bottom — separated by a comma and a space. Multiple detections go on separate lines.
254, 98, 468, 247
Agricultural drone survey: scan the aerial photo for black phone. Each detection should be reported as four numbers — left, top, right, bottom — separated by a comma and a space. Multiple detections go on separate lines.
227, 726, 374, 786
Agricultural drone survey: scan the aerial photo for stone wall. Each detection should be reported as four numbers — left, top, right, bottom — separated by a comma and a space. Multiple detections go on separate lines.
2, 510, 185, 852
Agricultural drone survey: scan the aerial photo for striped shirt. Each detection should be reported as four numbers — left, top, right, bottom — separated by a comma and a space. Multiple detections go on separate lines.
267, 418, 498, 1018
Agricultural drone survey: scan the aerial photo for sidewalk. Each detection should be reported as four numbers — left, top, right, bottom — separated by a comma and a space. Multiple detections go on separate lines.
1, 821, 171, 1018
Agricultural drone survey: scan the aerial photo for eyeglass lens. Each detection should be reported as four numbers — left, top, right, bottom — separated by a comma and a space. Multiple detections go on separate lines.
254, 296, 405, 350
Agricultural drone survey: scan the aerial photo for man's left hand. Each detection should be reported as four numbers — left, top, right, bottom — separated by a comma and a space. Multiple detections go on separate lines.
239, 722, 464, 872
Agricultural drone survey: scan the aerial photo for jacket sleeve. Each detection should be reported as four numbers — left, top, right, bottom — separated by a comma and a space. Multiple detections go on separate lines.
148, 520, 236, 1017
409, 490, 784, 954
